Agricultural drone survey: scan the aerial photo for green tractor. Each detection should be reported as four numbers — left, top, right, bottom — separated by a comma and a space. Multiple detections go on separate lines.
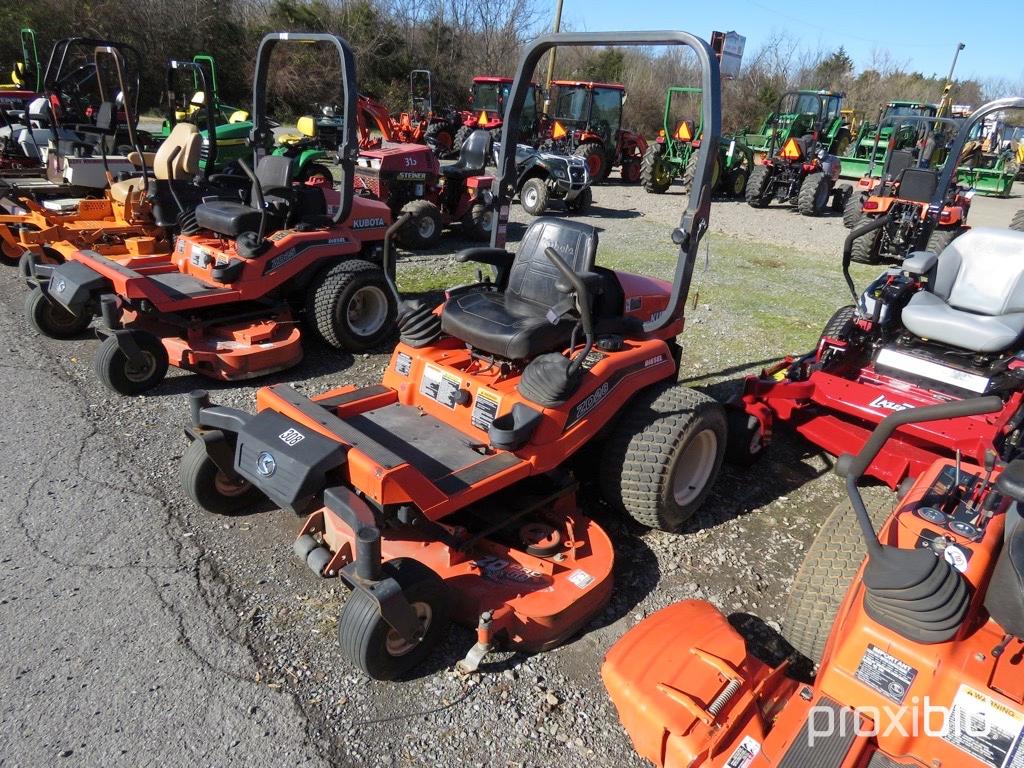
160, 55, 252, 174
641, 85, 753, 197
0, 28, 40, 94
839, 100, 938, 180
956, 115, 1019, 197
741, 89, 850, 157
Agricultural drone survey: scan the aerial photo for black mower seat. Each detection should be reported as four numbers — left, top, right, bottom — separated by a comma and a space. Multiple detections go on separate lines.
440, 217, 598, 360
193, 156, 295, 238
902, 228, 1024, 354
442, 129, 490, 180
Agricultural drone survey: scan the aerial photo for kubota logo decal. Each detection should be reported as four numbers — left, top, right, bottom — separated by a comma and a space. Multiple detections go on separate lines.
868, 395, 914, 412
352, 217, 386, 229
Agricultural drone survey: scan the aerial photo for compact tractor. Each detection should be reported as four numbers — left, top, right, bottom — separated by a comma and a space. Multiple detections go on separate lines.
353, 129, 495, 248
731, 97, 1024, 491
847, 114, 972, 264
545, 80, 646, 184
178, 29, 728, 680
957, 114, 1020, 197
26, 33, 396, 395
605, 396, 1024, 768
745, 90, 852, 215
840, 100, 939, 181
452, 76, 542, 155
641, 85, 752, 197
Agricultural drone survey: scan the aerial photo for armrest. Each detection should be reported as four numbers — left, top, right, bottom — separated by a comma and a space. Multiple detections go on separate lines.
556, 270, 604, 296
208, 173, 249, 189
456, 247, 513, 269
902, 250, 938, 275
128, 151, 156, 169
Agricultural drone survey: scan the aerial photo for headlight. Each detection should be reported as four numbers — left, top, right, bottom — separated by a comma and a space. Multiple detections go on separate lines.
552, 166, 568, 179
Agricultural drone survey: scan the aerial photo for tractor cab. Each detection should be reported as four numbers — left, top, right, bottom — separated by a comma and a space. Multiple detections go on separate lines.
468, 76, 538, 126
842, 100, 940, 180
772, 90, 844, 156
549, 80, 625, 147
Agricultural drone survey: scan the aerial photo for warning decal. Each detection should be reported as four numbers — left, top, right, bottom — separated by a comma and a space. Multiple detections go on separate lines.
943, 685, 1024, 768
394, 351, 412, 376
855, 644, 917, 704
725, 736, 761, 768
419, 364, 462, 408
471, 388, 500, 431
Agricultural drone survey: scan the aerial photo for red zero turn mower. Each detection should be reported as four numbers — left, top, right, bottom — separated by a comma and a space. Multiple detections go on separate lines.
27, 33, 396, 396
730, 97, 1024, 489
605, 397, 1024, 768
179, 30, 726, 680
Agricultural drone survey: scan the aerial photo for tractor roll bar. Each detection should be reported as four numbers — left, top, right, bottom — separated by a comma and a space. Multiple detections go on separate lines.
44, 37, 144, 118
496, 31, 721, 335
167, 59, 218, 175
250, 32, 358, 225
93, 46, 146, 186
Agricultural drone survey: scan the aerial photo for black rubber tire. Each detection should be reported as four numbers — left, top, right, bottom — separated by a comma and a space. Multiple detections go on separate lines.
574, 142, 608, 184
25, 287, 92, 339
398, 200, 443, 249
424, 122, 454, 158
925, 227, 959, 255
306, 258, 396, 351
599, 384, 727, 531
724, 410, 767, 467
94, 331, 169, 396
298, 163, 334, 186
520, 177, 549, 216
641, 145, 672, 194
820, 305, 857, 343
726, 167, 748, 197
782, 499, 889, 664
850, 226, 881, 264
797, 171, 831, 216
842, 192, 864, 229
179, 438, 262, 515
452, 125, 472, 156
1011, 209, 1024, 233
680, 155, 697, 194
566, 186, 592, 214
745, 164, 771, 208
338, 557, 450, 680
462, 202, 495, 241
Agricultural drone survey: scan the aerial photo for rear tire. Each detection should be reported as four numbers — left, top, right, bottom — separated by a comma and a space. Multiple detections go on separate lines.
398, 200, 443, 249
25, 287, 92, 339
1011, 209, 1024, 233
180, 438, 262, 515
745, 164, 771, 208
641, 145, 672, 193
724, 410, 766, 466
306, 259, 396, 351
338, 558, 450, 680
925, 227, 959, 255
520, 177, 550, 216
452, 125, 472, 156
726, 166, 748, 197
600, 384, 727, 531
797, 171, 831, 216
94, 331, 169, 396
462, 202, 495, 241
298, 163, 333, 186
783, 500, 889, 664
574, 142, 608, 184
842, 192, 864, 228
566, 186, 592, 214
850, 226, 881, 264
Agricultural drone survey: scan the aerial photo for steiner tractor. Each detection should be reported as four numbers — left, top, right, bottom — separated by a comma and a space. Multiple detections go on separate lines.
178, 29, 729, 681
729, 97, 1024, 491
847, 114, 972, 264
354, 129, 495, 249
839, 100, 939, 181
642, 85, 752, 197
545, 80, 647, 184
605, 396, 1024, 768
745, 90, 852, 215
26, 33, 396, 395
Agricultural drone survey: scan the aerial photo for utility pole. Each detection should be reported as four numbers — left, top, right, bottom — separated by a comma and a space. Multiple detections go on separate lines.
542, 0, 564, 113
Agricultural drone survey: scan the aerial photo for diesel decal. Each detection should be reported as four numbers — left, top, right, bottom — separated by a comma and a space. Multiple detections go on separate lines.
352, 217, 386, 230
869, 395, 914, 412
644, 355, 665, 367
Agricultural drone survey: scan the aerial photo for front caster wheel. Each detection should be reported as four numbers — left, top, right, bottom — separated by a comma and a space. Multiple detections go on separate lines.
25, 287, 92, 339
338, 558, 450, 680
179, 438, 262, 515
94, 331, 169, 395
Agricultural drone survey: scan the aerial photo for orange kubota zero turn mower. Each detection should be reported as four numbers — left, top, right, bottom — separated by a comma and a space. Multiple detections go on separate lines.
6, 53, 231, 273
24, 33, 395, 394
178, 30, 726, 680
730, 98, 1024, 491
604, 396, 1024, 768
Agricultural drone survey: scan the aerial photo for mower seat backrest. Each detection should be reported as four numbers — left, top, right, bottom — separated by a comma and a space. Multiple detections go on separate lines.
253, 154, 294, 201
901, 228, 1024, 353
897, 167, 938, 204
443, 129, 490, 179
886, 149, 914, 180
439, 217, 599, 360
154, 123, 201, 181
93, 101, 114, 134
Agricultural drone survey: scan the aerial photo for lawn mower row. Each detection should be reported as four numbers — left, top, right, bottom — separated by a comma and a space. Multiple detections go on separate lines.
6, 24, 1024, 768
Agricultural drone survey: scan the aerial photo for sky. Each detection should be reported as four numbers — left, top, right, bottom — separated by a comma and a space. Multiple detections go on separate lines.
557, 0, 1021, 85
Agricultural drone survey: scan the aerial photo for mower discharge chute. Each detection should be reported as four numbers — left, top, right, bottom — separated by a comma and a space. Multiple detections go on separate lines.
181, 29, 725, 681
27, 33, 396, 395
745, 89, 852, 216
731, 97, 1024, 490
605, 396, 1024, 768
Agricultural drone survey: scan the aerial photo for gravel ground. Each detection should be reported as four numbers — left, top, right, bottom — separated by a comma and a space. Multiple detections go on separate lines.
2, 174, 1022, 767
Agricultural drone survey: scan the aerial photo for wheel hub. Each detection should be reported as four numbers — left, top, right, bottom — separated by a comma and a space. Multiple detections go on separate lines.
385, 601, 432, 656
671, 429, 719, 507
124, 351, 157, 383
346, 285, 389, 337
